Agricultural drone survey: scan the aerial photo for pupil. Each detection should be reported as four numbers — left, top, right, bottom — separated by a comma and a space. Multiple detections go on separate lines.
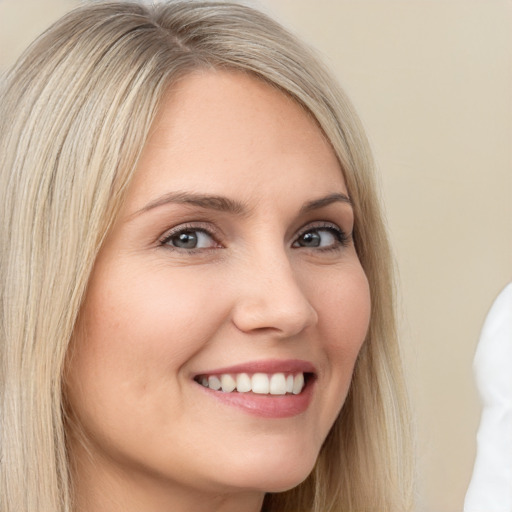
175, 231, 197, 248
301, 231, 320, 247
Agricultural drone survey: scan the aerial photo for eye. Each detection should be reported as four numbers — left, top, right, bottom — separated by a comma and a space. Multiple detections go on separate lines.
292, 224, 349, 250
160, 227, 220, 250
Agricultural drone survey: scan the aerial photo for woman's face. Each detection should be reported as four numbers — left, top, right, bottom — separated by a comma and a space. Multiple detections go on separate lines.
66, 71, 371, 510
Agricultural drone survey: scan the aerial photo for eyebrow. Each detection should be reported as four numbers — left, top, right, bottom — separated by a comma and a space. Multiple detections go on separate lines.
300, 192, 352, 213
131, 190, 352, 219
132, 191, 250, 218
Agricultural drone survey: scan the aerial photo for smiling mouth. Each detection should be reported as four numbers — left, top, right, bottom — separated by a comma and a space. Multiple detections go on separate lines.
194, 372, 314, 395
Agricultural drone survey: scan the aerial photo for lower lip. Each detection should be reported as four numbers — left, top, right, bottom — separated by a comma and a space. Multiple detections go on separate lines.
195, 379, 315, 418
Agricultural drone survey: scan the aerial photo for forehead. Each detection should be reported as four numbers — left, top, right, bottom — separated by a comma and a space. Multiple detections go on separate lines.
125, 70, 346, 211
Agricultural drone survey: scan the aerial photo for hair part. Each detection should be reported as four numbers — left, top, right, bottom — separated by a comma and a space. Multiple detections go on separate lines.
0, 2, 413, 511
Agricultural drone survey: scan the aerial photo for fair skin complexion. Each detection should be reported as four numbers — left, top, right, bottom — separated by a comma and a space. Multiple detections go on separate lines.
65, 70, 371, 512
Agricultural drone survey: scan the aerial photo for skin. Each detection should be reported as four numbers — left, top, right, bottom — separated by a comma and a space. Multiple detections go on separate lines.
65, 70, 371, 512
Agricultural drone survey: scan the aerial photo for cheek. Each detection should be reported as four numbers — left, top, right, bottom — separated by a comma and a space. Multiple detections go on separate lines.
65, 264, 229, 429
79, 264, 225, 364
316, 262, 371, 392
318, 261, 371, 345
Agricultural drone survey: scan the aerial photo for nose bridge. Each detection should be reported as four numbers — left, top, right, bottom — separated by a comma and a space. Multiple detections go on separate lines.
232, 243, 318, 336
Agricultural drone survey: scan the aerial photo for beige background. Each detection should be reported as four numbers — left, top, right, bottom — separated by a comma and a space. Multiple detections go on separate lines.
1, 1, 511, 511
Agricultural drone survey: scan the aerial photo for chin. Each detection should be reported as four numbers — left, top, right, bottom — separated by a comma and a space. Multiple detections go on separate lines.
261, 467, 313, 494
215, 443, 319, 494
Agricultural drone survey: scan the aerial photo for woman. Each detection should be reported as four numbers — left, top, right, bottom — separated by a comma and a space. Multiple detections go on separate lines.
0, 2, 413, 511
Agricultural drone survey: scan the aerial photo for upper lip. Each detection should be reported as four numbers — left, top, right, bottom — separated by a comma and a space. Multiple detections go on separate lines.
193, 358, 317, 377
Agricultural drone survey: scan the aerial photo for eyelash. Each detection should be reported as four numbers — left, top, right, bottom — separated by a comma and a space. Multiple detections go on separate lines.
159, 221, 350, 253
293, 222, 350, 252
159, 222, 222, 254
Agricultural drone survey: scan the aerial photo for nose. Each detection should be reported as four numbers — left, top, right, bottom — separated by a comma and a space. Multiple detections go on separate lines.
231, 253, 319, 338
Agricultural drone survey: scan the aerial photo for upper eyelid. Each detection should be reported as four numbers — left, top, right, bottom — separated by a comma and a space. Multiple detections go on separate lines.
296, 220, 342, 231
159, 222, 222, 245
294, 220, 347, 237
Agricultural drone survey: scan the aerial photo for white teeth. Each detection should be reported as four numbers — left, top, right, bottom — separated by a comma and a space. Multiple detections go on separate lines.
236, 373, 251, 393
286, 374, 294, 393
269, 373, 287, 395
199, 372, 307, 395
221, 374, 236, 392
292, 373, 304, 395
251, 373, 269, 394
208, 375, 221, 391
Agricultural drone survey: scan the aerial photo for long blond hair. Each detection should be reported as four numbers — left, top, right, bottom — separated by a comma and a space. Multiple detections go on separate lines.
0, 2, 413, 511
